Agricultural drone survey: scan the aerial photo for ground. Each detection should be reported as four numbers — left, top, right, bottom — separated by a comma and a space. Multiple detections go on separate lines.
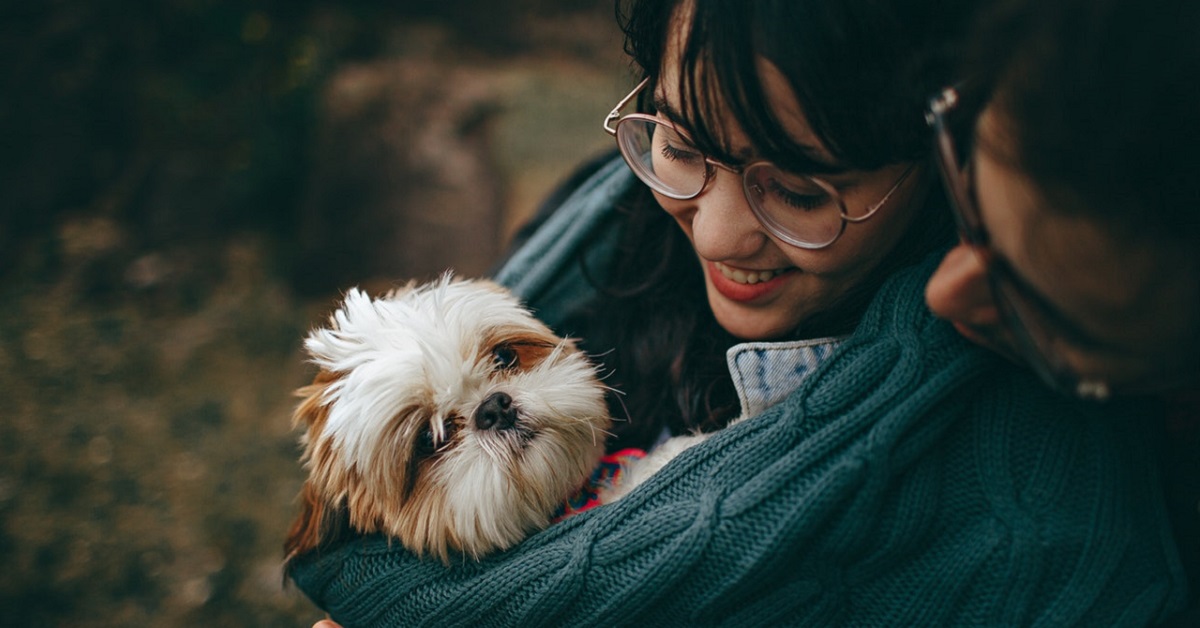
0, 3, 626, 625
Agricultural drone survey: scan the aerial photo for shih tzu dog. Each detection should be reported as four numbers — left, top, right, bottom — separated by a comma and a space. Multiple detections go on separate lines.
283, 276, 611, 565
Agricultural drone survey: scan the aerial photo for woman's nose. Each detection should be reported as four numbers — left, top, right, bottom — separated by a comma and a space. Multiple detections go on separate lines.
687, 169, 768, 260
925, 242, 1000, 328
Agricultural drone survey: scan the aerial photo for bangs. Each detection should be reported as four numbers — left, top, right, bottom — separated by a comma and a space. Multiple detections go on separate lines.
618, 0, 974, 173
666, 2, 849, 175
624, 0, 960, 171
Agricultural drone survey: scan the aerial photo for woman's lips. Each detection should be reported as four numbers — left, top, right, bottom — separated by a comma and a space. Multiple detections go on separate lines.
707, 260, 793, 303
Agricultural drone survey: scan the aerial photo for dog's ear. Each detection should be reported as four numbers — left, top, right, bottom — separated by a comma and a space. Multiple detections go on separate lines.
292, 369, 338, 430
304, 288, 379, 366
284, 369, 351, 575
282, 482, 352, 573
283, 481, 325, 560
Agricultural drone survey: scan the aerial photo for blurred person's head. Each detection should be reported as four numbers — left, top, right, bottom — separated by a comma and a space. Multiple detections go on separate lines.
925, 0, 1200, 399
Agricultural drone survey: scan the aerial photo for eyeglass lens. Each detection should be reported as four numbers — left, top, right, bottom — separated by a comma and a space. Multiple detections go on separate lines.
933, 113, 986, 244
616, 118, 707, 198
615, 117, 845, 247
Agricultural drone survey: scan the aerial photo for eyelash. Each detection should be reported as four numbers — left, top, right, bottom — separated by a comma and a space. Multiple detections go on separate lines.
766, 179, 827, 211
659, 142, 703, 165
655, 128, 831, 211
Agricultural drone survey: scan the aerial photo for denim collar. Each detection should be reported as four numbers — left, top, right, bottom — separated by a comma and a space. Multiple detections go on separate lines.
726, 337, 845, 418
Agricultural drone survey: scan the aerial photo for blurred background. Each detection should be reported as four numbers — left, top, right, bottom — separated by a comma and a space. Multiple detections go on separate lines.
0, 1, 628, 625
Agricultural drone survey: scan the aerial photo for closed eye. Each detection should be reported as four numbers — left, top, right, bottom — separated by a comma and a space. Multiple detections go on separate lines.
659, 140, 704, 166
764, 178, 828, 211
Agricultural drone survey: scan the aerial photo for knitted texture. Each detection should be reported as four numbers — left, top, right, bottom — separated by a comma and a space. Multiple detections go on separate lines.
288, 159, 1186, 626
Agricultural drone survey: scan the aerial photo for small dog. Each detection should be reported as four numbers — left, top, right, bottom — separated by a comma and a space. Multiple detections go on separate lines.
283, 276, 611, 564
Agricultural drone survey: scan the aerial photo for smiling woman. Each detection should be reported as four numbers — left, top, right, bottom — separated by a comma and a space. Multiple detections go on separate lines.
581, 0, 958, 444
285, 0, 1189, 624
603, 71, 923, 341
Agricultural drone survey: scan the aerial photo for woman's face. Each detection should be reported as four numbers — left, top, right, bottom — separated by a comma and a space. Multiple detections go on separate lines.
925, 105, 1199, 390
651, 56, 927, 340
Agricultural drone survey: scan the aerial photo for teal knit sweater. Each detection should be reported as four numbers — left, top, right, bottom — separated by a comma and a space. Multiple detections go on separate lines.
289, 158, 1186, 626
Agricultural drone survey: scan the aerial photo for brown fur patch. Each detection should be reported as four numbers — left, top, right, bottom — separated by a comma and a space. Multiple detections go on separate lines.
290, 374, 453, 558
283, 279, 611, 568
283, 370, 351, 571
480, 327, 564, 372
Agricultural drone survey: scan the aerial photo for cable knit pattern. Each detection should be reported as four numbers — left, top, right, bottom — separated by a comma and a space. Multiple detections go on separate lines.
288, 158, 1186, 626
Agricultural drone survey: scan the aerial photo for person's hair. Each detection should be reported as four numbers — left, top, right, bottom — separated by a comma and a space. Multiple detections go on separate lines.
965, 0, 1200, 249
623, 0, 976, 171
567, 0, 974, 450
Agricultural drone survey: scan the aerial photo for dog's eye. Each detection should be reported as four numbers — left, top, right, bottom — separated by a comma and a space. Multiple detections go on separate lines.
415, 426, 437, 457
415, 420, 458, 458
492, 344, 519, 370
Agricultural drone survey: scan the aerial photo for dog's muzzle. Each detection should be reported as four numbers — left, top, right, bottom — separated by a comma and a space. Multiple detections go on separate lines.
475, 392, 518, 430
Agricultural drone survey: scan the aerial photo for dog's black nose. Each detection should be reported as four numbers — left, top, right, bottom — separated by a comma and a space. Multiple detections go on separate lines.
475, 392, 517, 430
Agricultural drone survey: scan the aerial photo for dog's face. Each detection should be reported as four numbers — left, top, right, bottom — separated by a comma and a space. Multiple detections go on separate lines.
284, 277, 610, 563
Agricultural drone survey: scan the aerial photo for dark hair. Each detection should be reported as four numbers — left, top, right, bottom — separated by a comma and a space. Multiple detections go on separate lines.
966, 0, 1200, 247
568, 0, 973, 450
622, 0, 978, 171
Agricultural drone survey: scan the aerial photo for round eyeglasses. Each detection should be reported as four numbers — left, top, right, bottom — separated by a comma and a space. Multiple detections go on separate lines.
926, 85, 1113, 400
603, 78, 915, 250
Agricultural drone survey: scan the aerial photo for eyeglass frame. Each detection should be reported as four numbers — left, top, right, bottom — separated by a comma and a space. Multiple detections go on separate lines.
603, 77, 916, 250
925, 85, 1113, 401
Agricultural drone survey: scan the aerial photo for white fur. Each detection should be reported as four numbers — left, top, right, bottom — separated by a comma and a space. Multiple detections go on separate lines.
293, 275, 611, 561
305, 279, 553, 468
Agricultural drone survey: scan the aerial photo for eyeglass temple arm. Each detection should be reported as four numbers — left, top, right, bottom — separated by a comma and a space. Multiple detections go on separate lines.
924, 86, 959, 127
842, 162, 918, 224
924, 85, 982, 241
603, 77, 650, 135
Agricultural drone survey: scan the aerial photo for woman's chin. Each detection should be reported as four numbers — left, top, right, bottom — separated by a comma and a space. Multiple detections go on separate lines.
708, 295, 800, 341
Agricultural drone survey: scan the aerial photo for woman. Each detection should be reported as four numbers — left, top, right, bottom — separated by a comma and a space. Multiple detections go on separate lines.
922, 0, 1200, 621
291, 0, 1186, 624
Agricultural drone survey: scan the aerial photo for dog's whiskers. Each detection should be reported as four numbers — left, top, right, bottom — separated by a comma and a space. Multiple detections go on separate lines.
288, 276, 614, 565
539, 404, 616, 447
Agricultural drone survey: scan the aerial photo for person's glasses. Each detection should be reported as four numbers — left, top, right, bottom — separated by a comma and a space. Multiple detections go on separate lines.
926, 86, 1112, 400
603, 78, 914, 250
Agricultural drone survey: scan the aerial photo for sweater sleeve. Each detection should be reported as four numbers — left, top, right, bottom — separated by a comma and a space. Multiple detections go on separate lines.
489, 155, 631, 330
287, 259, 1187, 627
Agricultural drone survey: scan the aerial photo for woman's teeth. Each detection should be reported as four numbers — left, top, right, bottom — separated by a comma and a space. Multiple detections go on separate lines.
714, 262, 786, 285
